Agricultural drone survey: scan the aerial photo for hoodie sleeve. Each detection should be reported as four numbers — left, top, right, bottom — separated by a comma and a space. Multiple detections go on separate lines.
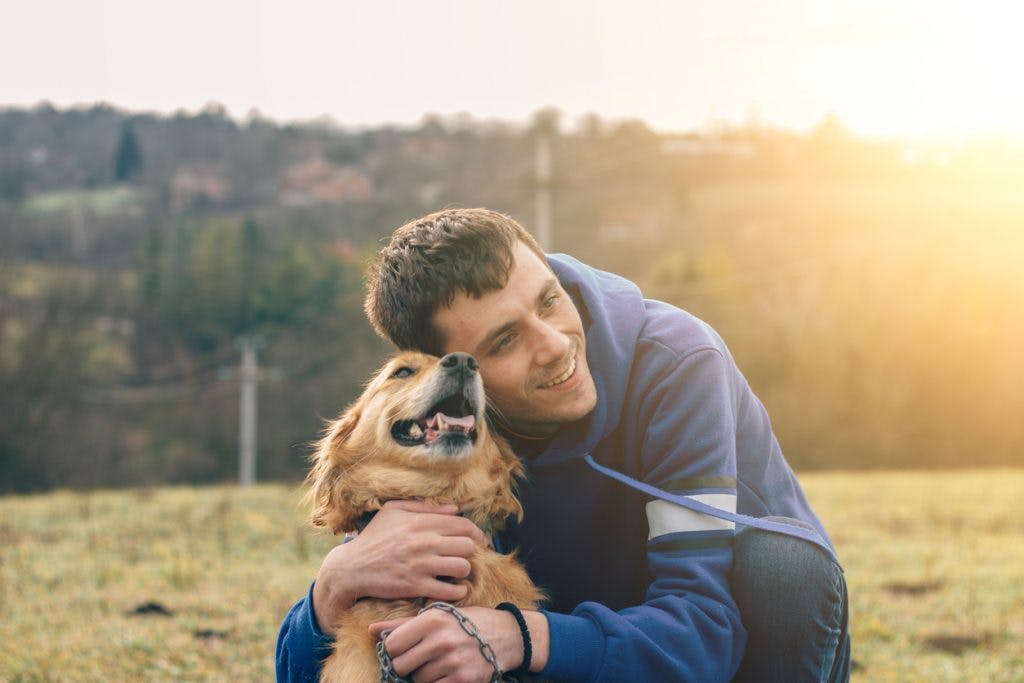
539, 344, 746, 682
275, 582, 334, 682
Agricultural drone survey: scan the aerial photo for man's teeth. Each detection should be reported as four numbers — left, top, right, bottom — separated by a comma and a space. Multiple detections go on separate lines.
541, 358, 576, 388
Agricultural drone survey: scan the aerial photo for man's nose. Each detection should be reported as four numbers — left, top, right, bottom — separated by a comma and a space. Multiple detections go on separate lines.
533, 321, 571, 366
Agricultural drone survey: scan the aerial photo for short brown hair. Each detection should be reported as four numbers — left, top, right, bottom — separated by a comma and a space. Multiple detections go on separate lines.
364, 208, 546, 353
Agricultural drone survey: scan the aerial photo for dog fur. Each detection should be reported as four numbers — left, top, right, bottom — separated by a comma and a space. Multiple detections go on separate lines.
307, 350, 543, 682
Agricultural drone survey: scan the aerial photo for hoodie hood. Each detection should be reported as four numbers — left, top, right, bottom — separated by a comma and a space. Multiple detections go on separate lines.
537, 253, 647, 466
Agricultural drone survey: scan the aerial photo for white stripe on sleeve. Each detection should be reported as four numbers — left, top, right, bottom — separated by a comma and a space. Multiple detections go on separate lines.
646, 494, 737, 539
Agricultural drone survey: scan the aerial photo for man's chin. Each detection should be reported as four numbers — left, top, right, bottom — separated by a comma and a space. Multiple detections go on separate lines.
541, 389, 597, 425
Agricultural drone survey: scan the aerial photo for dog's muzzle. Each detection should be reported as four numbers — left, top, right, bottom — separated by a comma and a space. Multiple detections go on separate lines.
390, 354, 483, 452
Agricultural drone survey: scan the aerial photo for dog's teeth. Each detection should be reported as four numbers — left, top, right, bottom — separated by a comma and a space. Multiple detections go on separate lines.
408, 423, 422, 438
437, 414, 448, 430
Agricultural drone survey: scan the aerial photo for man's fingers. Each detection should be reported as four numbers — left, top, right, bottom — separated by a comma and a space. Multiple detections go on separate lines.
430, 556, 472, 581
411, 575, 469, 603
435, 535, 477, 559
438, 516, 487, 546
372, 617, 433, 671
369, 616, 411, 639
379, 611, 458, 676
375, 500, 487, 546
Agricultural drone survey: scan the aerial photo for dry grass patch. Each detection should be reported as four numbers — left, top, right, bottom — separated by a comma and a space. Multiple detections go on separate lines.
1, 469, 1022, 681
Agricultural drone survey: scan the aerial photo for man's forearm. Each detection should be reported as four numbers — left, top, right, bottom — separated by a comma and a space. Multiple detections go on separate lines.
276, 584, 337, 682
311, 544, 360, 636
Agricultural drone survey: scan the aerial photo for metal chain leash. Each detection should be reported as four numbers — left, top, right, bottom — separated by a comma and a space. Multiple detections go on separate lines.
376, 601, 515, 683
376, 633, 409, 683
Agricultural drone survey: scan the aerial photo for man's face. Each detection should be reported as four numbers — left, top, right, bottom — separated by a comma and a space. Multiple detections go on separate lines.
433, 241, 598, 437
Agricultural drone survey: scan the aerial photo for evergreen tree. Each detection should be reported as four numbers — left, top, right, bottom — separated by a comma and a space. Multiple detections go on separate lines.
114, 120, 143, 181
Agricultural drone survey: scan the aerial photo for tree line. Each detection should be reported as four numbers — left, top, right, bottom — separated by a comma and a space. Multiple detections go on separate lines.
1, 103, 1022, 492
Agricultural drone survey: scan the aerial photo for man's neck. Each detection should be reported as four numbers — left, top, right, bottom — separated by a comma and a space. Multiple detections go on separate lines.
492, 418, 557, 459
499, 421, 558, 441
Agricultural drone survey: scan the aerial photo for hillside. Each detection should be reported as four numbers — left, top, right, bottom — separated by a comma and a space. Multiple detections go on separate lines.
2, 104, 1023, 491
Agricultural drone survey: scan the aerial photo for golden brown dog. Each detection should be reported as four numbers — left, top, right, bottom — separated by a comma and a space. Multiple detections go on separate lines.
306, 350, 543, 682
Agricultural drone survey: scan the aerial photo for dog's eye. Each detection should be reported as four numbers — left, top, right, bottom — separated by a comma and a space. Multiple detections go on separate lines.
391, 366, 416, 379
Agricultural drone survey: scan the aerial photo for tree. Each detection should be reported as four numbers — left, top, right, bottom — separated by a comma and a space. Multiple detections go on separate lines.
0, 282, 93, 492
0, 157, 27, 204
114, 120, 143, 182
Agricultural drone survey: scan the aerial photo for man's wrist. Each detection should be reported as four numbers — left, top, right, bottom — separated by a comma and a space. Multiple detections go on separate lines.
522, 610, 549, 673
311, 579, 340, 636
495, 603, 532, 676
311, 546, 359, 636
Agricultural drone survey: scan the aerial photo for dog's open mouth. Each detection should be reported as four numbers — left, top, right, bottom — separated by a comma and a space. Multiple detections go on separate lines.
391, 392, 478, 448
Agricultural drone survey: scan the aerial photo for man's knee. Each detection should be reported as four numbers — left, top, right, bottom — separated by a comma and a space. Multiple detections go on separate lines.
732, 516, 847, 649
734, 516, 839, 593
731, 516, 850, 682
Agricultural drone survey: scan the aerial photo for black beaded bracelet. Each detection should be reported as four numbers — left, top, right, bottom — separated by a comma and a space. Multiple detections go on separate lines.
496, 602, 532, 677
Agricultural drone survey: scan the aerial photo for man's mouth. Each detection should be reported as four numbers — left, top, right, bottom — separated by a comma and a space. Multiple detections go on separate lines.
539, 357, 576, 388
391, 393, 478, 447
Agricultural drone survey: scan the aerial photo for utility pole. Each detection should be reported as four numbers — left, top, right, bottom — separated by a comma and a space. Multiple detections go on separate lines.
534, 131, 553, 252
220, 335, 281, 487
236, 335, 262, 486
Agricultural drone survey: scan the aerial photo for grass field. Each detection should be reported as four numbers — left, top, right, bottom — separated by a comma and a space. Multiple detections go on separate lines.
1, 469, 1022, 682
18, 186, 146, 219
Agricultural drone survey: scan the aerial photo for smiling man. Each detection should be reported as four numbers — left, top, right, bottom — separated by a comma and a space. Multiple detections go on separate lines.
277, 208, 851, 682
433, 239, 597, 436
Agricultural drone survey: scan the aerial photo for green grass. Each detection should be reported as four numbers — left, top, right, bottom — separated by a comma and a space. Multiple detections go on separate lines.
1, 470, 1022, 681
19, 186, 146, 218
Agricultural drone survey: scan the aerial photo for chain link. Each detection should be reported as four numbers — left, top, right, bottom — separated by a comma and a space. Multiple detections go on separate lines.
376, 602, 516, 683
377, 631, 408, 683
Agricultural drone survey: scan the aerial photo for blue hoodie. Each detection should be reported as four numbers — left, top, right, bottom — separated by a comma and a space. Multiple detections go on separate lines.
276, 254, 832, 682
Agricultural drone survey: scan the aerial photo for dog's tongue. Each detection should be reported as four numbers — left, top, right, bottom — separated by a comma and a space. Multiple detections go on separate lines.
435, 413, 475, 431
424, 413, 475, 443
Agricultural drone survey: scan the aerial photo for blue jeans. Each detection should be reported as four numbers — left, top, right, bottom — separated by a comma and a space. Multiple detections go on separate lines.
731, 517, 851, 683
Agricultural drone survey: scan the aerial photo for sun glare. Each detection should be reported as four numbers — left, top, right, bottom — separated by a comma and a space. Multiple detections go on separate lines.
920, 5, 1024, 139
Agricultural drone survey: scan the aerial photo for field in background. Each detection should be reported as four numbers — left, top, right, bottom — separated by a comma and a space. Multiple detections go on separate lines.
1, 469, 1022, 682
808, 469, 1024, 682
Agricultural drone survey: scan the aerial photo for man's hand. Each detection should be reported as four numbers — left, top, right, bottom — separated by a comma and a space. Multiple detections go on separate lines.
311, 500, 487, 636
369, 607, 550, 682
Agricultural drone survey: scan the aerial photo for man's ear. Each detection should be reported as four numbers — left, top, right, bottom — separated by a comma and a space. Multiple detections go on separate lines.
306, 409, 362, 534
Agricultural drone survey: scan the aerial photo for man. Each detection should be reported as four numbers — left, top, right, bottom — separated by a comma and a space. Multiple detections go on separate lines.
277, 208, 850, 682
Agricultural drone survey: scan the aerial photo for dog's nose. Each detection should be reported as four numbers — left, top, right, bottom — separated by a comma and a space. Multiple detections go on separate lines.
440, 352, 478, 372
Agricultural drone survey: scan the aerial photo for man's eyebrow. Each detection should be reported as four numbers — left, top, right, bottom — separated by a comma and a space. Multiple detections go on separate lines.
476, 321, 516, 355
537, 277, 559, 300
474, 276, 560, 354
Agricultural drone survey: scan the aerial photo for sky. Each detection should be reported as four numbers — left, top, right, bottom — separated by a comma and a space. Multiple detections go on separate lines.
2, 0, 1022, 140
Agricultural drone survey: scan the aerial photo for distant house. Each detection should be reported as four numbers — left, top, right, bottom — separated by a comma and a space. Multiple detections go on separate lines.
277, 159, 372, 206
170, 163, 231, 211
660, 135, 757, 158
400, 136, 450, 164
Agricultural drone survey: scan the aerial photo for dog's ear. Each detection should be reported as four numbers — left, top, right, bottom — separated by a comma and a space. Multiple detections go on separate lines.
306, 408, 362, 534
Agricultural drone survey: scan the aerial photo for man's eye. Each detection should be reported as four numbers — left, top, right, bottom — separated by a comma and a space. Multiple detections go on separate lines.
492, 334, 515, 354
542, 294, 559, 310
391, 367, 415, 379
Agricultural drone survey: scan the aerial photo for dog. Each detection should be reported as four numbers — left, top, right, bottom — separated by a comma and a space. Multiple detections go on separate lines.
306, 350, 543, 682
